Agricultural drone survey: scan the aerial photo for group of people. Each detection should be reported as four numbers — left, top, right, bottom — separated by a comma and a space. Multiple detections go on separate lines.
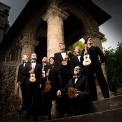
17, 37, 109, 121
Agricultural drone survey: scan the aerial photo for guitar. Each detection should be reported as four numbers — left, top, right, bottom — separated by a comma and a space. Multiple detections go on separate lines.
83, 44, 91, 66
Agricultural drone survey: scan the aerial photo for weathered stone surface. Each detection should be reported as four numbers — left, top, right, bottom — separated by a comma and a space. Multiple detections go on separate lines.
90, 95, 122, 112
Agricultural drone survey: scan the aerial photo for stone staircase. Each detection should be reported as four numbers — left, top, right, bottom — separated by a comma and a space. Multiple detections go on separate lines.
0, 95, 122, 122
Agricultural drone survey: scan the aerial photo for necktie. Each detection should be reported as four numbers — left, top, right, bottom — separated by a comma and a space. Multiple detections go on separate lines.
23, 62, 26, 67
74, 77, 78, 84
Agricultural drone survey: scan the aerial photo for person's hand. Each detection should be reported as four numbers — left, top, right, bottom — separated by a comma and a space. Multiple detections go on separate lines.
57, 90, 61, 97
75, 93, 79, 97
46, 72, 49, 77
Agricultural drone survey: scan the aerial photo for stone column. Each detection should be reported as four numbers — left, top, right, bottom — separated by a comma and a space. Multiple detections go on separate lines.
20, 36, 39, 58
43, 6, 68, 58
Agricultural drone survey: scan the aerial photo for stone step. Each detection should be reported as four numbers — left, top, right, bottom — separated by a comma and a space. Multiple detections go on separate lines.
0, 108, 122, 122
0, 95, 122, 122
90, 95, 122, 112
47, 108, 122, 122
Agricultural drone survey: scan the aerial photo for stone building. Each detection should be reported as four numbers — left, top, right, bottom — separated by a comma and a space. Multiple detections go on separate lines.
0, 2, 10, 43
0, 0, 111, 118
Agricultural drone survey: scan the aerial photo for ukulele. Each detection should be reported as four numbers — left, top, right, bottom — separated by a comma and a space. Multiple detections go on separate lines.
44, 69, 52, 92
29, 66, 36, 82
61, 54, 69, 66
83, 44, 91, 66
30, 73, 36, 82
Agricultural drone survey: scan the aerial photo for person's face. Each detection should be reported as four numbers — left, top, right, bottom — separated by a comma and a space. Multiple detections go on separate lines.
42, 57, 47, 63
75, 46, 80, 53
31, 53, 37, 60
59, 43, 65, 51
87, 38, 92, 45
49, 58, 55, 65
22, 55, 28, 61
74, 67, 81, 75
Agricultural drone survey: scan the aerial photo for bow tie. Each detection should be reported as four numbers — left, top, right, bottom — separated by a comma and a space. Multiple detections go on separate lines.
31, 61, 36, 63
23, 61, 27, 63
73, 76, 78, 79
61, 51, 66, 53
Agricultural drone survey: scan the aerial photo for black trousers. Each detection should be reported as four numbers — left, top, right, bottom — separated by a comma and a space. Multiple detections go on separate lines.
25, 84, 40, 116
93, 62, 109, 98
20, 83, 26, 110
69, 95, 91, 115
84, 65, 98, 102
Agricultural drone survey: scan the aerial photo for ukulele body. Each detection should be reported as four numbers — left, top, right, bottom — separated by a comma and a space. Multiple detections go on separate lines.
83, 54, 91, 66
30, 73, 36, 82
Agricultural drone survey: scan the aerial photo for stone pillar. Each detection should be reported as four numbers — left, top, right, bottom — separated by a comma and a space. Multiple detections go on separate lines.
20, 36, 39, 58
43, 6, 68, 58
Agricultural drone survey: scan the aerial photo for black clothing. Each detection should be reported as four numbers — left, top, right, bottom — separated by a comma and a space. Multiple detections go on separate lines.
23, 62, 42, 116
54, 52, 73, 117
61, 75, 91, 115
17, 63, 28, 111
54, 52, 73, 89
43, 65, 60, 119
82, 46, 109, 98
71, 54, 83, 75
71, 52, 97, 101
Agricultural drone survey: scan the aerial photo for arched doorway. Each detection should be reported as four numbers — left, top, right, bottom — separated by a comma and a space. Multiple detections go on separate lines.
35, 20, 47, 63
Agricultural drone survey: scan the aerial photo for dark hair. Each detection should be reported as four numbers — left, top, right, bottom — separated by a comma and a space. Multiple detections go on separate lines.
85, 37, 91, 44
49, 57, 54, 61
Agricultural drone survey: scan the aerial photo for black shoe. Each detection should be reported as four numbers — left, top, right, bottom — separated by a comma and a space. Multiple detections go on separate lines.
33, 116, 38, 121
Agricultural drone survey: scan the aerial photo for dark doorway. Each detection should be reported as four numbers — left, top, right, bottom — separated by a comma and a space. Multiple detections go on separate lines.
35, 37, 47, 64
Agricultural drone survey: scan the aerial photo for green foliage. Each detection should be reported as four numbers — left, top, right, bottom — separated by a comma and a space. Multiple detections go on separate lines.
69, 41, 84, 54
101, 37, 107, 43
117, 87, 122, 95
104, 42, 122, 93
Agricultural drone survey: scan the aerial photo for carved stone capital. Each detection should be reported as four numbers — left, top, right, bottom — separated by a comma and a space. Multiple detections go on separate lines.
92, 31, 105, 40
20, 36, 39, 48
43, 6, 69, 22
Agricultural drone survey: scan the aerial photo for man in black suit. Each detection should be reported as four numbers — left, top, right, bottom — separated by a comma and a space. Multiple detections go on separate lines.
71, 46, 83, 75
54, 42, 73, 117
24, 53, 42, 121
83, 37, 109, 99
17, 54, 29, 114
57, 66, 91, 115
54, 42, 73, 89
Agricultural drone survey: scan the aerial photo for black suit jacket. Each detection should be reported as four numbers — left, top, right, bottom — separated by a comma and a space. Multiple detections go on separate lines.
17, 63, 28, 84
82, 46, 105, 63
54, 52, 73, 66
62, 75, 90, 96
71, 55, 83, 75
23, 62, 42, 86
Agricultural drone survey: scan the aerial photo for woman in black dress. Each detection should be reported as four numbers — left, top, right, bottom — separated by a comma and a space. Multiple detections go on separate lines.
43, 57, 60, 120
